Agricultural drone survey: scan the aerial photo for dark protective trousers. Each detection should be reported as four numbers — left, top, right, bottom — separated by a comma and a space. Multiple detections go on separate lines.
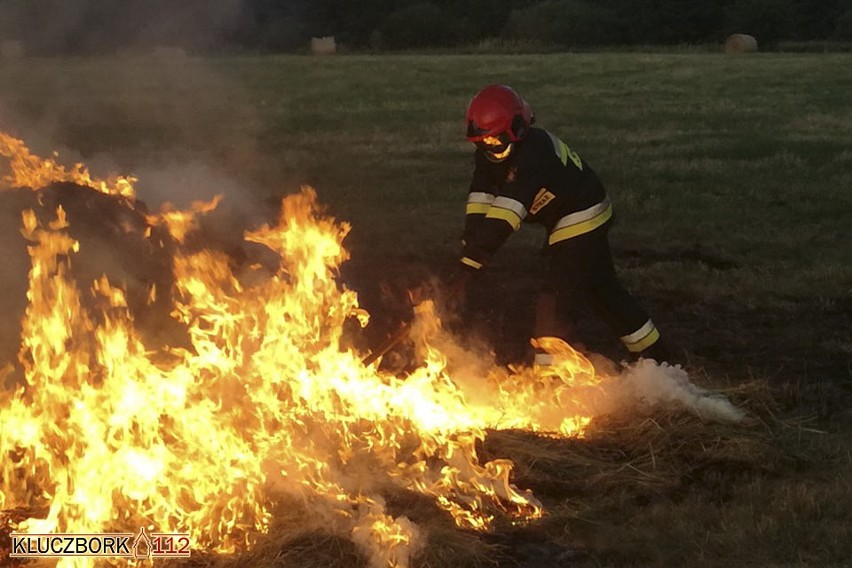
534, 223, 654, 354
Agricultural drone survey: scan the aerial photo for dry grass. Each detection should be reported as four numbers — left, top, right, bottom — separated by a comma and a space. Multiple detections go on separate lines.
3, 377, 850, 567
0, 52, 850, 567
146, 380, 852, 567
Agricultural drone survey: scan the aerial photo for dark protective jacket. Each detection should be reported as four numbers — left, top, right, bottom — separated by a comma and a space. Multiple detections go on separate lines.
461, 126, 611, 270
458, 127, 665, 359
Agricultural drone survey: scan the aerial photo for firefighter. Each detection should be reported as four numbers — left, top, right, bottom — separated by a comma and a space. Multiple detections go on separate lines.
451, 84, 669, 364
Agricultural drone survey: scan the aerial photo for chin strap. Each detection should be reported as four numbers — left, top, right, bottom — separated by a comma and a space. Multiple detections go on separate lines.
485, 143, 513, 162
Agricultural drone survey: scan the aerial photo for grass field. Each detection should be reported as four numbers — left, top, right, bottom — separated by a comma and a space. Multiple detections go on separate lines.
1, 52, 851, 567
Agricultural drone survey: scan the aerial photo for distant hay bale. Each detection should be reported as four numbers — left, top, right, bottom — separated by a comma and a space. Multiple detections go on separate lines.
151, 46, 189, 61
725, 34, 758, 54
310, 37, 337, 55
0, 40, 25, 60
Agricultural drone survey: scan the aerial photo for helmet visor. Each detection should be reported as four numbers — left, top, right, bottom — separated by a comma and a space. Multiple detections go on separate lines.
474, 134, 511, 156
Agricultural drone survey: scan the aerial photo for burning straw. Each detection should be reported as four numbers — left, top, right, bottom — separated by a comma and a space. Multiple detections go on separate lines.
0, 133, 746, 568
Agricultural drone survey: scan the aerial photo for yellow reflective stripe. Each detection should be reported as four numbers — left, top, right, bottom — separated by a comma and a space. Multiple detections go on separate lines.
485, 207, 522, 230
621, 321, 660, 353
547, 131, 583, 170
624, 327, 660, 353
466, 203, 491, 215
461, 256, 483, 269
548, 203, 612, 244
547, 131, 568, 165
566, 146, 583, 170
557, 141, 569, 165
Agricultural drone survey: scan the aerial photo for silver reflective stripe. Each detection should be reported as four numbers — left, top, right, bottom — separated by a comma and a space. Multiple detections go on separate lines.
467, 192, 496, 205
620, 319, 656, 344
491, 196, 528, 220
552, 197, 611, 231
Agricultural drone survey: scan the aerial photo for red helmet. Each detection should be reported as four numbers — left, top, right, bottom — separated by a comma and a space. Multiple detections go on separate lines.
465, 84, 534, 144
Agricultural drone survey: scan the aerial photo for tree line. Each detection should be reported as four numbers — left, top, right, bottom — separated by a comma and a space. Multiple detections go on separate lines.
243, 0, 852, 50
1, 0, 851, 55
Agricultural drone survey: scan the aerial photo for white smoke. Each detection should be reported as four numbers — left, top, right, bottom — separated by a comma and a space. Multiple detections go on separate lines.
0, 0, 245, 56
412, 303, 747, 427
610, 359, 746, 423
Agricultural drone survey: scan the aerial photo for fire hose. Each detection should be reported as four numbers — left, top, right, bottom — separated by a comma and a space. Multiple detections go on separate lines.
359, 273, 461, 366
361, 321, 411, 366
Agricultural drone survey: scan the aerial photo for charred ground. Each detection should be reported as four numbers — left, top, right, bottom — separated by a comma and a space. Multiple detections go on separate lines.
0, 53, 850, 567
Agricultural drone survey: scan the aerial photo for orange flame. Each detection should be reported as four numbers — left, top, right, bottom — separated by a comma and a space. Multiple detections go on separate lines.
0, 134, 606, 567
0, 132, 136, 198
149, 194, 224, 244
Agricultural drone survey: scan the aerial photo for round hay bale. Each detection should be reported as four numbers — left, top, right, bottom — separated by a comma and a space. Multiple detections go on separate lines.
0, 40, 25, 60
310, 36, 337, 55
151, 45, 189, 61
725, 34, 758, 54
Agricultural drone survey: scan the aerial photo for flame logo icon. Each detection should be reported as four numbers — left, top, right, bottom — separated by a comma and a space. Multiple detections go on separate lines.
131, 527, 152, 560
